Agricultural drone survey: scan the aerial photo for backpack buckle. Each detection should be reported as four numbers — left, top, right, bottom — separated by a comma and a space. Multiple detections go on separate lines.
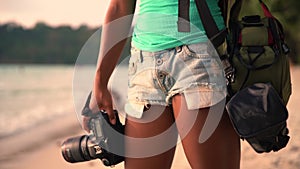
224, 64, 235, 85
220, 55, 235, 85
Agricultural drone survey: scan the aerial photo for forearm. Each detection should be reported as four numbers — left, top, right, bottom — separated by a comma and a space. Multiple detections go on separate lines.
95, 0, 136, 88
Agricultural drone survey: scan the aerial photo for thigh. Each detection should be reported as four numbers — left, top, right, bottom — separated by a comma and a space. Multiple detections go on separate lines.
124, 105, 178, 169
172, 94, 241, 169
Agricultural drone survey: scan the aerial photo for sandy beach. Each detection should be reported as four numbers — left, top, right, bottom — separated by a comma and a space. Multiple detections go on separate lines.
1, 66, 300, 169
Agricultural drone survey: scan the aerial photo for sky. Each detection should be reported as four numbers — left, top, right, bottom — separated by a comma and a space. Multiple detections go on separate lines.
0, 0, 110, 28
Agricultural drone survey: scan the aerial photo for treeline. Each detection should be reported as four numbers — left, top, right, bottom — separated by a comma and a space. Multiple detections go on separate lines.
0, 22, 99, 64
0, 22, 132, 65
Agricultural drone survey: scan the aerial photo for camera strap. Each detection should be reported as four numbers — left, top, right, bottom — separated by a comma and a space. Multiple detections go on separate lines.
81, 92, 94, 117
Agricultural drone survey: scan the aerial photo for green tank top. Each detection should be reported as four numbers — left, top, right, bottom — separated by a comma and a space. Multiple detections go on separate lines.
132, 0, 225, 52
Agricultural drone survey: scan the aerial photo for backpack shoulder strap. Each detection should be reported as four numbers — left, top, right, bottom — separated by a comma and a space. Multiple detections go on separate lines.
218, 0, 228, 22
194, 0, 227, 47
178, 0, 227, 47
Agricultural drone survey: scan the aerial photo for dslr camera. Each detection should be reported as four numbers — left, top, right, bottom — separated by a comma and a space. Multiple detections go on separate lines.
61, 93, 125, 167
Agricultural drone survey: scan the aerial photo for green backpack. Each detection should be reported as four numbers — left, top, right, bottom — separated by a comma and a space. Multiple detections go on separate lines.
226, 0, 292, 104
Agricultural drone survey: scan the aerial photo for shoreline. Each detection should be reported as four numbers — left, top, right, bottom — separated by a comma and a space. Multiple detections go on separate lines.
0, 110, 75, 140
0, 109, 84, 169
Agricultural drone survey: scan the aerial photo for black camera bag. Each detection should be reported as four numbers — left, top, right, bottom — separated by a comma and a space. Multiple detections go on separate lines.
226, 83, 289, 153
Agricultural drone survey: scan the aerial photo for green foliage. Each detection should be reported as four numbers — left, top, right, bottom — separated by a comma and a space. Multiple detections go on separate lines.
268, 0, 300, 63
0, 22, 98, 64
0, 22, 132, 65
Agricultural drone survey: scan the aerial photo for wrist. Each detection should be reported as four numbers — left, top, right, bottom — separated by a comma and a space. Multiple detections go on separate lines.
95, 71, 109, 88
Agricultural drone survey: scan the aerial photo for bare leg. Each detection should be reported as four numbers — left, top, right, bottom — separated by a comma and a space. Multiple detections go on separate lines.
124, 105, 178, 169
172, 94, 240, 169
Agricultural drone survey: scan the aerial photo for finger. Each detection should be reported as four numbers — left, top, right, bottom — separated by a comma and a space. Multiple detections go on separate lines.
106, 108, 116, 125
89, 92, 100, 113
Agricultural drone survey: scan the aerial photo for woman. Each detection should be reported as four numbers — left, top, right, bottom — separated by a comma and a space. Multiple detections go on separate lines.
83, 0, 240, 168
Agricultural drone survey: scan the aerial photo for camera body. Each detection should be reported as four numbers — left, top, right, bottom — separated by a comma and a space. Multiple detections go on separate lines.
61, 110, 124, 166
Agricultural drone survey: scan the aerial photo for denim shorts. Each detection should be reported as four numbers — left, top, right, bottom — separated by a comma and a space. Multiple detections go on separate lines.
125, 42, 227, 118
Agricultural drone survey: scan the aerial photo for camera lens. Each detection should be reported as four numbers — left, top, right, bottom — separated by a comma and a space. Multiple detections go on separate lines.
61, 135, 93, 163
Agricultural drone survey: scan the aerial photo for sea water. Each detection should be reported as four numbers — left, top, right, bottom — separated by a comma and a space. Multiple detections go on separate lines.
0, 64, 129, 138
0, 64, 74, 137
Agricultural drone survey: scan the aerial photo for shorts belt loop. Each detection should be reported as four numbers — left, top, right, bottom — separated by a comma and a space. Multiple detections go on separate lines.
139, 50, 143, 63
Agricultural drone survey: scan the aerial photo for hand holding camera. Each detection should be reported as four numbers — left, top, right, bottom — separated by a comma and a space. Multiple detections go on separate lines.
61, 92, 125, 167
82, 90, 116, 132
